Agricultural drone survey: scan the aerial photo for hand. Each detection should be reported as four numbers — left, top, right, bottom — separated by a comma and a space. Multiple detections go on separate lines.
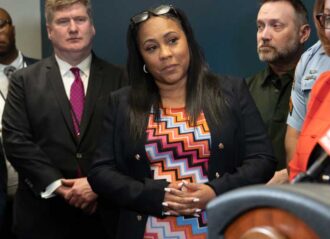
55, 185, 72, 198
181, 182, 216, 210
82, 201, 98, 215
163, 182, 198, 216
267, 169, 289, 185
61, 177, 98, 212
162, 181, 216, 216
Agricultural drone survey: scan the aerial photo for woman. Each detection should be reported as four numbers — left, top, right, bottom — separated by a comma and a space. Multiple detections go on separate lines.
88, 4, 276, 239
289, 0, 330, 181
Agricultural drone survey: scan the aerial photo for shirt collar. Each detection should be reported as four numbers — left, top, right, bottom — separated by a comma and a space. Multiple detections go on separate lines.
55, 54, 92, 78
320, 46, 326, 55
261, 66, 294, 88
0, 51, 24, 71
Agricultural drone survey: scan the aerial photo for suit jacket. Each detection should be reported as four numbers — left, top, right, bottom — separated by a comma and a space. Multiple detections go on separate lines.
0, 55, 37, 190
0, 54, 37, 230
2, 54, 128, 238
23, 55, 38, 66
88, 76, 276, 239
0, 145, 5, 230
289, 71, 330, 180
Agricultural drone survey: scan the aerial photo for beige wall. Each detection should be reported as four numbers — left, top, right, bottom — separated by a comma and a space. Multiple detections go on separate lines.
1, 0, 42, 59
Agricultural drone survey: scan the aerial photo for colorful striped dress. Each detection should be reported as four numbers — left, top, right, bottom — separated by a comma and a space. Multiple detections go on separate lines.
143, 107, 211, 239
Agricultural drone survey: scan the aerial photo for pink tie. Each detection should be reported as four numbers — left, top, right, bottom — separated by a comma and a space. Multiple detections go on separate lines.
70, 67, 85, 136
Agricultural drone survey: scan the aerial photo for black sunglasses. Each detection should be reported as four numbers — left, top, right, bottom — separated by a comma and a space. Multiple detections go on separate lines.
130, 4, 177, 25
316, 13, 330, 29
0, 19, 11, 29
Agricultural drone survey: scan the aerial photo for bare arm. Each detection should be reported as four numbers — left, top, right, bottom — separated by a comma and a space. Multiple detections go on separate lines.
285, 125, 300, 167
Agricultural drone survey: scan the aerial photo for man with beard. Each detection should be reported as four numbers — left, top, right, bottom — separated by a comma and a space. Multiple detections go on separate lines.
0, 7, 37, 237
246, 0, 310, 184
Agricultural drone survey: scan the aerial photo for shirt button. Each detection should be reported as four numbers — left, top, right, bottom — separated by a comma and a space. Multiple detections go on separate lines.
76, 153, 82, 159
215, 172, 220, 178
218, 143, 224, 150
134, 154, 141, 160
137, 215, 142, 221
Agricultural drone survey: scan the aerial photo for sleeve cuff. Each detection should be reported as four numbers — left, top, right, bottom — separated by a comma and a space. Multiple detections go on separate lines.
41, 179, 62, 199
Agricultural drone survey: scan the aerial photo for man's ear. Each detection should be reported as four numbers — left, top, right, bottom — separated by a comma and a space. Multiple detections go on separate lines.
91, 24, 96, 37
46, 24, 52, 40
299, 24, 311, 44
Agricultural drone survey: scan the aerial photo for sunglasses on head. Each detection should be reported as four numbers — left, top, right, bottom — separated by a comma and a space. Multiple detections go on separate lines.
0, 19, 11, 29
130, 4, 177, 25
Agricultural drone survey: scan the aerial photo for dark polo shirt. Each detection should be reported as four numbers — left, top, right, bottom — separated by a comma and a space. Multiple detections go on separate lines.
246, 67, 294, 170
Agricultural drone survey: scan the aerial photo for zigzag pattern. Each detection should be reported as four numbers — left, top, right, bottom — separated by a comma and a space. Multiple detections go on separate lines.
177, 212, 208, 235
144, 108, 210, 238
146, 143, 207, 183
146, 108, 211, 181
144, 216, 207, 239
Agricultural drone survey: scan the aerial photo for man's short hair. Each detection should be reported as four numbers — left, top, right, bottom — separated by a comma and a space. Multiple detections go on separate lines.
260, 0, 309, 26
45, 0, 92, 23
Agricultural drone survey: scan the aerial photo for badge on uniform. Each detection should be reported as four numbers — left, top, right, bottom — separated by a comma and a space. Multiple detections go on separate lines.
309, 69, 317, 74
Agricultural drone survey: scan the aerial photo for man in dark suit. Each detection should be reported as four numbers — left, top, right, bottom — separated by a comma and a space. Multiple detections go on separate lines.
0, 7, 38, 237
2, 0, 127, 238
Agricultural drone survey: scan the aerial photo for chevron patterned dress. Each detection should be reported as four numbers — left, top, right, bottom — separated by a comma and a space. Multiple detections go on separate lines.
143, 107, 211, 239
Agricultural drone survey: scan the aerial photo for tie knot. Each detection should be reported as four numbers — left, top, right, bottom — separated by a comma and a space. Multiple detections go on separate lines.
70, 67, 80, 78
4, 65, 17, 80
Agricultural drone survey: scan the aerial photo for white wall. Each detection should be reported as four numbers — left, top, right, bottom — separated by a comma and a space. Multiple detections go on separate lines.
1, 0, 42, 59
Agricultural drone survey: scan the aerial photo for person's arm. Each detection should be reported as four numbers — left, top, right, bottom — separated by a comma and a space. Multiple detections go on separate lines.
286, 53, 306, 140
162, 181, 216, 216
0, 149, 6, 230
285, 54, 305, 169
41, 179, 62, 198
60, 177, 98, 214
266, 169, 289, 185
285, 125, 300, 166
88, 90, 168, 217
267, 98, 303, 184
2, 71, 63, 196
0, 189, 5, 231
207, 77, 277, 195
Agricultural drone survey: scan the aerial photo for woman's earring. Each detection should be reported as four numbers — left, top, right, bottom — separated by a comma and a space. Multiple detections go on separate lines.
143, 64, 149, 74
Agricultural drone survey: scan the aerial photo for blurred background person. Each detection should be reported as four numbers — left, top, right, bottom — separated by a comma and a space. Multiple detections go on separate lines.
289, 0, 330, 181
247, 0, 310, 184
0, 7, 38, 238
88, 4, 276, 239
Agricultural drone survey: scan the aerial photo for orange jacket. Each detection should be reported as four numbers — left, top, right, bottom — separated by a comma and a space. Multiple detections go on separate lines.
289, 71, 330, 180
